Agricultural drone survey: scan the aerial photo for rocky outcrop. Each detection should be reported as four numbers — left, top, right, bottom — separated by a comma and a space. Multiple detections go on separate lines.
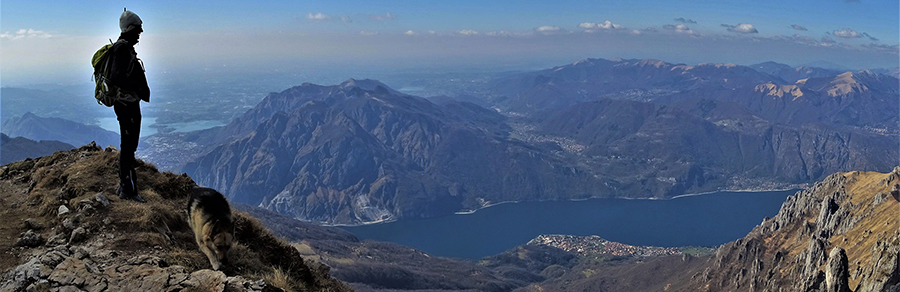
682, 169, 900, 291
0, 143, 350, 292
826, 247, 851, 292
2, 248, 268, 292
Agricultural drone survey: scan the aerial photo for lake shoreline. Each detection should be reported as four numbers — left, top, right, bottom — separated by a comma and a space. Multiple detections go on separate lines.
326, 186, 806, 227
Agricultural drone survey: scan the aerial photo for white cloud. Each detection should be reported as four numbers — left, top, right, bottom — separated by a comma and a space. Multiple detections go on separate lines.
722, 23, 758, 34
359, 31, 379, 36
306, 12, 331, 21
578, 20, 623, 30
662, 24, 693, 34
404, 30, 417, 36
534, 26, 565, 35
458, 29, 479, 36
340, 16, 352, 23
369, 12, 396, 21
0, 28, 53, 40
832, 28, 862, 38
428, 30, 437, 35
791, 24, 807, 31
536, 26, 561, 32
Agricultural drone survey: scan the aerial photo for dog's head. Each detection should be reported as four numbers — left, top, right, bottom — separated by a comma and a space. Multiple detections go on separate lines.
205, 220, 234, 266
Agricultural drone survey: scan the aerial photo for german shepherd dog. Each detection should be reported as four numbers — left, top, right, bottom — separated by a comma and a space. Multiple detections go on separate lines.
188, 187, 234, 270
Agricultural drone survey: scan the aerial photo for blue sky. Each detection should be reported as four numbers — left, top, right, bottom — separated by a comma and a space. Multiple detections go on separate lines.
1, 0, 898, 85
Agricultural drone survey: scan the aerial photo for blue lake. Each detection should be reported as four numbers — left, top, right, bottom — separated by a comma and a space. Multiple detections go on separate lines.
341, 190, 798, 259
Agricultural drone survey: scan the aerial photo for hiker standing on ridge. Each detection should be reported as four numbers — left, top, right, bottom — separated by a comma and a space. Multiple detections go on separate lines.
109, 8, 150, 203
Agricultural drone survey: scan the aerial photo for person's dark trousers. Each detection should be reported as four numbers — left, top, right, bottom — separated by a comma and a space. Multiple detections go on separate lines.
114, 100, 141, 194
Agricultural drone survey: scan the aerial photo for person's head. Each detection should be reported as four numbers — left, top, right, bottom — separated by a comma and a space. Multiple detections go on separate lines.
119, 9, 143, 43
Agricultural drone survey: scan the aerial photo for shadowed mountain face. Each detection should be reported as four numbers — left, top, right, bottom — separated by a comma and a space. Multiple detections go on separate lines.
1, 112, 120, 150
184, 79, 601, 224
0, 133, 74, 165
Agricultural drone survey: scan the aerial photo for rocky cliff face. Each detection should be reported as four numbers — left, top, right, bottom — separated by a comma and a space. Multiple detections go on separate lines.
686, 168, 900, 291
0, 144, 349, 292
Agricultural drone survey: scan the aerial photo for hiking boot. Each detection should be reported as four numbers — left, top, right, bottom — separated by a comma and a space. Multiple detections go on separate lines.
117, 185, 146, 203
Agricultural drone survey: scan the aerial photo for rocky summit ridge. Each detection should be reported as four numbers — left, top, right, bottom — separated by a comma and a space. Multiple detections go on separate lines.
0, 143, 349, 292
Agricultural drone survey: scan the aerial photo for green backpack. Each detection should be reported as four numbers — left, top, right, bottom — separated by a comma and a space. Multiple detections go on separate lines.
91, 40, 117, 107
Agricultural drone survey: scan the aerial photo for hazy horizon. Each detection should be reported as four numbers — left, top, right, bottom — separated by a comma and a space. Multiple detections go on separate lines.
2, 0, 898, 86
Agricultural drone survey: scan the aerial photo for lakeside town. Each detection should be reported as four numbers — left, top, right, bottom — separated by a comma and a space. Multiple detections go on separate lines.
528, 234, 682, 258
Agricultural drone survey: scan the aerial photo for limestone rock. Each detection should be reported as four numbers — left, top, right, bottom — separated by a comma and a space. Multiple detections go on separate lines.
16, 230, 44, 247
94, 193, 109, 207
58, 205, 70, 216
825, 247, 850, 292
875, 192, 890, 206
68, 227, 87, 244
892, 184, 900, 202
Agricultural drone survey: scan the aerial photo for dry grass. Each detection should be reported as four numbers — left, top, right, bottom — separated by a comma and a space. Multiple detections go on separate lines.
264, 268, 299, 292
0, 145, 350, 291
830, 171, 900, 289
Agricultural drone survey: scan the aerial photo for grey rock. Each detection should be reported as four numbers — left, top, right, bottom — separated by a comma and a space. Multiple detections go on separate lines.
25, 279, 49, 292
24, 218, 43, 230
183, 269, 227, 291
46, 233, 68, 246
94, 193, 109, 207
17, 230, 44, 247
1, 258, 46, 291
825, 247, 850, 292
802, 236, 826, 277
875, 192, 890, 206
58, 205, 70, 216
893, 184, 900, 202
51, 285, 85, 292
68, 227, 87, 244
63, 218, 75, 230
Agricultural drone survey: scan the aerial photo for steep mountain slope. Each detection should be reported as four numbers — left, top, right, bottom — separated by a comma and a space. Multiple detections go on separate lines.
682, 168, 900, 291
0, 144, 349, 291
0, 133, 74, 165
184, 80, 600, 224
2, 112, 121, 150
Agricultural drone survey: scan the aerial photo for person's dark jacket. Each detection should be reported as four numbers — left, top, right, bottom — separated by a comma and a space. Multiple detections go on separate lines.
108, 39, 150, 102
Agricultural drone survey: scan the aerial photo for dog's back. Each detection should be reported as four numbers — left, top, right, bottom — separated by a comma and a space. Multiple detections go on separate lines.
188, 187, 234, 270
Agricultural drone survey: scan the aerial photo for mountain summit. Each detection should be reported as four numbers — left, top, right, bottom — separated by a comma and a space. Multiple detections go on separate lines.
0, 143, 349, 291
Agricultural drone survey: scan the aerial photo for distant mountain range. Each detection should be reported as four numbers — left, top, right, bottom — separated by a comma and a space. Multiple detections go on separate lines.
1, 112, 120, 150
171, 58, 898, 224
0, 133, 73, 165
